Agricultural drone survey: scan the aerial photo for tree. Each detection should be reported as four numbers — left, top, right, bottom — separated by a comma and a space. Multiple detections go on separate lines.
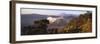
33, 19, 49, 34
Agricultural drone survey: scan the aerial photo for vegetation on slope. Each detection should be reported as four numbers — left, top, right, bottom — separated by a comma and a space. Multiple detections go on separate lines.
63, 11, 92, 33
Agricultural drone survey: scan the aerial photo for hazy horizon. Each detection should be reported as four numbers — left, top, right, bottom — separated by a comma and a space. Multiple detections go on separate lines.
21, 8, 88, 16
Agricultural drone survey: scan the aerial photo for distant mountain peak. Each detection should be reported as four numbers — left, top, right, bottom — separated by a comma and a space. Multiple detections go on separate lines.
58, 13, 80, 17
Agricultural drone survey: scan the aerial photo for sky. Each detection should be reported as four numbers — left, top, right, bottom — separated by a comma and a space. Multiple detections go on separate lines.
21, 8, 88, 16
